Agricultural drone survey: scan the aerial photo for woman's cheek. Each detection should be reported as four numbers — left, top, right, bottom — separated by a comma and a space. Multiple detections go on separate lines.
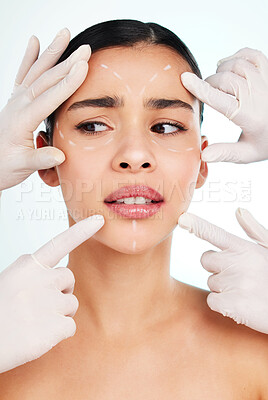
168, 151, 201, 214
55, 149, 97, 214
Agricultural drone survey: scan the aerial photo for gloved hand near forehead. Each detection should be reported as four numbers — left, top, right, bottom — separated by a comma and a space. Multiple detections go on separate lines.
181, 47, 268, 164
0, 27, 91, 191
178, 209, 268, 335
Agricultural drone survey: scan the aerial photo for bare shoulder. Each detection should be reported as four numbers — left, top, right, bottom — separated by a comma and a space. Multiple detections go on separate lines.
177, 280, 268, 399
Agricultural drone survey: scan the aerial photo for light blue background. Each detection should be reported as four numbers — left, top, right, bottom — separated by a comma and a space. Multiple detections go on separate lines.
0, 0, 267, 290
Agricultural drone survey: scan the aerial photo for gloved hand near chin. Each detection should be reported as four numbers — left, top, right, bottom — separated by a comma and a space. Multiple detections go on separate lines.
181, 47, 268, 163
0, 214, 104, 374
178, 208, 268, 335
0, 27, 91, 191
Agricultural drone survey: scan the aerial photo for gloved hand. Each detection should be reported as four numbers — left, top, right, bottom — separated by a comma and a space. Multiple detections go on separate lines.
181, 47, 268, 163
0, 214, 104, 374
0, 27, 91, 191
178, 208, 268, 334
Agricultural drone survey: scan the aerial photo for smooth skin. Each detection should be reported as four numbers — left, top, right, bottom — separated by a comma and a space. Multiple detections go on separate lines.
1, 44, 268, 399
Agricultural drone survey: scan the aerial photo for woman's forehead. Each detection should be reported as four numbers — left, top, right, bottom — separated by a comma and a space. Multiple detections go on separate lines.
61, 45, 198, 113
87, 45, 192, 83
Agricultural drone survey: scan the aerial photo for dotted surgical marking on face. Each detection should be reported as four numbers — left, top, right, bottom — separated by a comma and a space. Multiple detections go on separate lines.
139, 86, 146, 96
126, 85, 132, 94
112, 68, 132, 93
98, 63, 192, 152
59, 130, 65, 139
132, 219, 137, 232
100, 63, 133, 94
149, 73, 158, 82
100, 63, 173, 97
163, 64, 172, 71
83, 146, 96, 150
138, 65, 172, 94
103, 137, 114, 145
113, 71, 123, 80
68, 140, 76, 146
166, 147, 195, 153
149, 127, 195, 153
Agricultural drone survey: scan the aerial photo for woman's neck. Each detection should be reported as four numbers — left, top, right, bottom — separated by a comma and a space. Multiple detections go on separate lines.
67, 227, 180, 339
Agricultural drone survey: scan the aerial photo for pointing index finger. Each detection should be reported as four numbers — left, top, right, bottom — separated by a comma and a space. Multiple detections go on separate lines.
180, 72, 239, 119
32, 214, 105, 268
178, 212, 244, 250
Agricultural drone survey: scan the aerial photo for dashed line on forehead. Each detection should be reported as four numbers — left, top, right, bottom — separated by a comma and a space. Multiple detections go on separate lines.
164, 64, 172, 70
99, 63, 173, 95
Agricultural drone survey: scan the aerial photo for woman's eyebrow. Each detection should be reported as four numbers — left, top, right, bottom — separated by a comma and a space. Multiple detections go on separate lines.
67, 95, 194, 113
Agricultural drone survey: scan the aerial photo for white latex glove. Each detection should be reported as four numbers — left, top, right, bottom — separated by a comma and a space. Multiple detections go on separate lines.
0, 27, 91, 191
178, 208, 268, 334
0, 214, 104, 374
181, 47, 268, 163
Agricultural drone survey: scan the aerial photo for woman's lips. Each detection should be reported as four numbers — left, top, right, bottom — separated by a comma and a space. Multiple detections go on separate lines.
104, 185, 164, 202
104, 201, 164, 219
104, 185, 164, 219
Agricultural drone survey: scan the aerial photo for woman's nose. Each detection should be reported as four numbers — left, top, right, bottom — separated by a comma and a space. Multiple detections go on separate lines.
118, 160, 152, 172
111, 132, 157, 173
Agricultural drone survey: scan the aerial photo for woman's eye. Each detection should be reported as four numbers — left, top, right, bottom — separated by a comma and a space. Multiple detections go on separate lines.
75, 121, 108, 135
151, 122, 188, 136
75, 120, 188, 136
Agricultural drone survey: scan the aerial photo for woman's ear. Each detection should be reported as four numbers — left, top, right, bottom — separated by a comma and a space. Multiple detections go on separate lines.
36, 131, 60, 187
195, 135, 208, 189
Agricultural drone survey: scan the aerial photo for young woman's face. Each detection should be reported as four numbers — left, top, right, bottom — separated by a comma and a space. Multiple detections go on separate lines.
37, 44, 208, 254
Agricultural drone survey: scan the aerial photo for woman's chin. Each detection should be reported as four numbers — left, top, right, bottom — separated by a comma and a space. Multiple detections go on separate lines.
92, 222, 174, 255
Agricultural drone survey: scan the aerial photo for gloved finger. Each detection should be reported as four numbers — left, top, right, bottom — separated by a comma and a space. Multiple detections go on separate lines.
181, 72, 238, 119
235, 208, 268, 248
205, 71, 248, 97
201, 141, 251, 163
55, 292, 79, 318
13, 35, 40, 92
51, 266, 75, 293
217, 47, 267, 69
206, 291, 234, 317
207, 256, 239, 292
201, 250, 228, 273
201, 138, 261, 164
216, 58, 258, 80
32, 214, 105, 268
25, 60, 89, 130
58, 315, 77, 339
13, 147, 66, 172
178, 212, 246, 250
61, 283, 74, 295
27, 45, 91, 101
207, 290, 250, 326
207, 273, 224, 293
21, 28, 70, 89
